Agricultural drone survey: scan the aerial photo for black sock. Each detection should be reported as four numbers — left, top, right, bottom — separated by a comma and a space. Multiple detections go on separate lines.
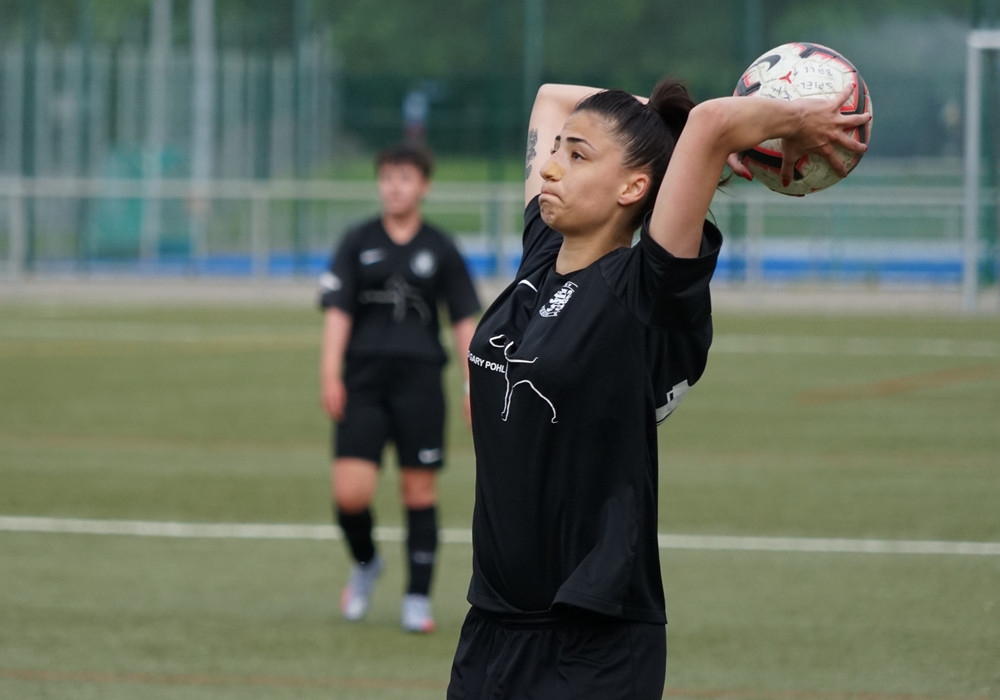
405, 505, 438, 596
336, 507, 376, 565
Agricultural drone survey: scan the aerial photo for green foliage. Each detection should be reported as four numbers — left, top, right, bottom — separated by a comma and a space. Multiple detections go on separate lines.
0, 0, 989, 159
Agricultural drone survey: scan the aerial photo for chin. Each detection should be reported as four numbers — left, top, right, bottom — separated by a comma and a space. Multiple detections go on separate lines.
539, 203, 557, 226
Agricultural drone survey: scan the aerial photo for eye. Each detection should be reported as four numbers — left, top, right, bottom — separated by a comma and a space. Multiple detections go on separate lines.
570, 151, 585, 160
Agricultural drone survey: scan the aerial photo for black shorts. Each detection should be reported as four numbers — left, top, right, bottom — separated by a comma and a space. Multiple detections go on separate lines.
447, 607, 666, 700
334, 357, 446, 469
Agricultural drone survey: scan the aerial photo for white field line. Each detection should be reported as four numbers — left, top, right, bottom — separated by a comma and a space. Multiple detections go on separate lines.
2, 516, 998, 556
0, 320, 316, 344
715, 334, 1000, 359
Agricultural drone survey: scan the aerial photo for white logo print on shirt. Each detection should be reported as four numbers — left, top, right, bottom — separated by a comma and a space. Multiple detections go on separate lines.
359, 248, 385, 265
318, 271, 341, 292
538, 281, 577, 318
488, 335, 558, 424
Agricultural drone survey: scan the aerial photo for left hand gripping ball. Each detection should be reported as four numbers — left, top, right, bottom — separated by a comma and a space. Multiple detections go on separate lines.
734, 42, 873, 196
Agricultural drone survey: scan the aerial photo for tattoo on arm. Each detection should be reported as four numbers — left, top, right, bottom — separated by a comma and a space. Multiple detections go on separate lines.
525, 129, 538, 182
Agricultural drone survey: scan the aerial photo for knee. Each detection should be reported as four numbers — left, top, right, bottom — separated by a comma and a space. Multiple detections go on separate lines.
335, 489, 371, 514
332, 459, 378, 513
400, 470, 437, 509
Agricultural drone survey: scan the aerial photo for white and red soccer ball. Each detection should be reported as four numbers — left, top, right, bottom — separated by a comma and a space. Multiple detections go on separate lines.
734, 42, 873, 196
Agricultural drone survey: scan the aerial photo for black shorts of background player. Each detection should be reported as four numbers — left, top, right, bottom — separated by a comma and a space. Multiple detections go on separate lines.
318, 142, 480, 633
446, 80, 869, 697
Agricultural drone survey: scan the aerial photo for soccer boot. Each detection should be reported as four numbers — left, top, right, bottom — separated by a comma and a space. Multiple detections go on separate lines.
340, 554, 384, 621
400, 594, 435, 633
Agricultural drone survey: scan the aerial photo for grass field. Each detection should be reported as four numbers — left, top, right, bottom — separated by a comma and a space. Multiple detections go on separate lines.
1, 291, 998, 699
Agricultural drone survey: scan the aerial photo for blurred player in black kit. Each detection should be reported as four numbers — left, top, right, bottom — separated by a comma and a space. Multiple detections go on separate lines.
319, 142, 480, 633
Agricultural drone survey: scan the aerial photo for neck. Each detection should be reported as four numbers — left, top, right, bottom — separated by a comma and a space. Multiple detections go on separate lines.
382, 210, 421, 244
554, 224, 632, 275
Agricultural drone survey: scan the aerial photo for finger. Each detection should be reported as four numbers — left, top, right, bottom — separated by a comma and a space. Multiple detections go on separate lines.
836, 113, 873, 153
327, 399, 344, 422
819, 144, 849, 178
835, 82, 857, 109
780, 158, 794, 188
321, 392, 343, 420
727, 152, 753, 181
322, 398, 337, 419
836, 132, 870, 155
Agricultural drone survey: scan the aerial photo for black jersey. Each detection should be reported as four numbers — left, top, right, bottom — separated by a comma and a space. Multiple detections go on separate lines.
465, 196, 721, 624
319, 218, 481, 365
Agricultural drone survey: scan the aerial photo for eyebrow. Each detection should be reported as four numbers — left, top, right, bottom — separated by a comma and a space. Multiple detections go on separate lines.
554, 135, 595, 150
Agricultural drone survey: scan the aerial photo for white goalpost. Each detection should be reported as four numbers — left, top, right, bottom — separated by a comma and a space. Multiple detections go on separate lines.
963, 29, 1000, 312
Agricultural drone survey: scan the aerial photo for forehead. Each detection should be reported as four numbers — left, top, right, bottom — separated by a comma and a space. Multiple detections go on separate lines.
377, 161, 426, 179
559, 110, 617, 148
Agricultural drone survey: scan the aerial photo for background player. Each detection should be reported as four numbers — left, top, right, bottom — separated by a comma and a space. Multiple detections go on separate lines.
318, 141, 481, 633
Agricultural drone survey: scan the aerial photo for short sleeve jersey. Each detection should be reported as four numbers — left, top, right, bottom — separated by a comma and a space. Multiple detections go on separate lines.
319, 218, 481, 365
465, 196, 722, 624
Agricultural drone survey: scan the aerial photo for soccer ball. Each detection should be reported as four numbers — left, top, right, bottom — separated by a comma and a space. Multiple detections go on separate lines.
734, 42, 872, 196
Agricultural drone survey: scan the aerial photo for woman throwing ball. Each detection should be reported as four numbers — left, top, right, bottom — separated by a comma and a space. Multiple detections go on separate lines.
446, 79, 868, 699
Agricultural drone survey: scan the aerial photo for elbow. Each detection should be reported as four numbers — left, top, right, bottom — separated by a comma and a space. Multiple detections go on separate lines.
535, 83, 563, 103
689, 100, 734, 137
684, 100, 741, 159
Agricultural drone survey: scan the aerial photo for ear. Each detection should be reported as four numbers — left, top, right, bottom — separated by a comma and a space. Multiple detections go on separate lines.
618, 172, 649, 207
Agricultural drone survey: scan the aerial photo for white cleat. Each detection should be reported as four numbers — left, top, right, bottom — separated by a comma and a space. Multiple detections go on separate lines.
340, 554, 384, 621
401, 594, 435, 633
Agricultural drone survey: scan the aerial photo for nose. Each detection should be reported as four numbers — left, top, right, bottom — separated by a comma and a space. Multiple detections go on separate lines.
540, 159, 563, 181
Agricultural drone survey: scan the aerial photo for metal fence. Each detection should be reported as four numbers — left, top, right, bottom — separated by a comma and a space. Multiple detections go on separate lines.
0, 176, 990, 296
0, 38, 340, 180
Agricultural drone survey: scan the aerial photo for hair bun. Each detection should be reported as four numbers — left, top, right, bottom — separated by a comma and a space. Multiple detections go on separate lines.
648, 78, 694, 142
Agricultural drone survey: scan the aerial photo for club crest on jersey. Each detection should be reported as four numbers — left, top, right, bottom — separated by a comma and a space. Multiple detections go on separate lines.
410, 249, 438, 278
538, 281, 577, 318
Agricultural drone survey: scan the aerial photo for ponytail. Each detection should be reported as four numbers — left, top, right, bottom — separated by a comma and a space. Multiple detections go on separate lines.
648, 77, 694, 146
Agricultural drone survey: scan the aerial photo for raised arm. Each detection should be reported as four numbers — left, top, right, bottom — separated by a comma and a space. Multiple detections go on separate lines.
649, 85, 870, 258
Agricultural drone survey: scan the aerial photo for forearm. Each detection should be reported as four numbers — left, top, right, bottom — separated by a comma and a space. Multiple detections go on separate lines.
530, 84, 600, 124
528, 84, 648, 138
320, 307, 352, 381
693, 96, 808, 158
451, 317, 476, 383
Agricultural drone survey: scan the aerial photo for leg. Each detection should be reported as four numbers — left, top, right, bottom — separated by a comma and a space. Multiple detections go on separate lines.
333, 457, 379, 563
333, 458, 384, 622
399, 468, 439, 633
329, 358, 389, 621
400, 466, 437, 510
400, 467, 439, 593
389, 360, 445, 632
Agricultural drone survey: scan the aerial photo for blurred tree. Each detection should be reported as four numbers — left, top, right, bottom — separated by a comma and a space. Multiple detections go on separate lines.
0, 0, 985, 160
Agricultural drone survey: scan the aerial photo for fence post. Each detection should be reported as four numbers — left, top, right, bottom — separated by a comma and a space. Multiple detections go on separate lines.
190, 0, 215, 266
745, 194, 765, 286
963, 29, 1000, 312
8, 179, 26, 279
963, 32, 984, 313
251, 185, 269, 277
